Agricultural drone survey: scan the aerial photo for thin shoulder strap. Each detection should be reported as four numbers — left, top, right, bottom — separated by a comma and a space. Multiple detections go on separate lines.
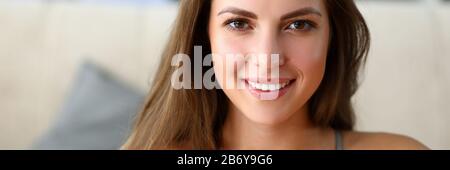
335, 130, 344, 150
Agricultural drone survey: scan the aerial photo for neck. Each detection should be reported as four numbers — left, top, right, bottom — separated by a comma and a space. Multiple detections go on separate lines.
220, 104, 334, 150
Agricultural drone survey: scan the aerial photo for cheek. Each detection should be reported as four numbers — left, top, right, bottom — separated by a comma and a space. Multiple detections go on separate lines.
211, 34, 251, 86
211, 33, 251, 56
284, 36, 328, 77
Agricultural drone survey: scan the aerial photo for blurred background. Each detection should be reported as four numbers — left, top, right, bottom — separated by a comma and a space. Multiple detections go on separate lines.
0, 0, 449, 150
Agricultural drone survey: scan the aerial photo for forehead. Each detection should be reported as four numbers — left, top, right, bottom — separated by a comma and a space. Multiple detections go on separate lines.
211, 0, 327, 18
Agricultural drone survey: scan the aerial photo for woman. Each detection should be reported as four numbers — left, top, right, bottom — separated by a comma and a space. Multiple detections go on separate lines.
123, 0, 428, 150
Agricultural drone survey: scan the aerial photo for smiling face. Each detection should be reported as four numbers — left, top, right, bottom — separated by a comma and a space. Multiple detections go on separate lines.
208, 0, 330, 125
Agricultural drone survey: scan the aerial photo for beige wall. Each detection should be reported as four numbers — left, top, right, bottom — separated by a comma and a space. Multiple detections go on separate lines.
0, 1, 449, 149
354, 2, 450, 149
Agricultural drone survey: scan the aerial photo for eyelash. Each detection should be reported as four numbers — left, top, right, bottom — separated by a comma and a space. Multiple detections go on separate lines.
223, 18, 252, 32
223, 17, 317, 33
285, 20, 317, 32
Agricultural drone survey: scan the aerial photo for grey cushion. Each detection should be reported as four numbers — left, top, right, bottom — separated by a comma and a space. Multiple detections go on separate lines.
32, 61, 144, 150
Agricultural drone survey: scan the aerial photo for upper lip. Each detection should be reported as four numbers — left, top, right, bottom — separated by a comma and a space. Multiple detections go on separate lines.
243, 78, 295, 84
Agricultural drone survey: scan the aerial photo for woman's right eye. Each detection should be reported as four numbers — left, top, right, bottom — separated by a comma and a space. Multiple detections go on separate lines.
224, 19, 251, 32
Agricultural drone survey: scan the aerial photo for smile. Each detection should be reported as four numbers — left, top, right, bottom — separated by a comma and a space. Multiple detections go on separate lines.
244, 79, 296, 100
247, 80, 292, 91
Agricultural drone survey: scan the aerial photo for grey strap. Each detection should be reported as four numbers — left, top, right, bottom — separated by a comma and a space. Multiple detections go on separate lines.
335, 130, 344, 150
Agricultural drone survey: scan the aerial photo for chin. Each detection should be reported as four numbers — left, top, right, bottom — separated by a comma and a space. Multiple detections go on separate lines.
240, 105, 297, 126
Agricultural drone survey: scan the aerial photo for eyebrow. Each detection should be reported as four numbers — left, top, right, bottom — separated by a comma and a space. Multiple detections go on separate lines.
217, 6, 322, 20
217, 7, 258, 19
280, 7, 322, 20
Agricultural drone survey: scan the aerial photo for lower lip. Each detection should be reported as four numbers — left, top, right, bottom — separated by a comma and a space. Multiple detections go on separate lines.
244, 80, 295, 100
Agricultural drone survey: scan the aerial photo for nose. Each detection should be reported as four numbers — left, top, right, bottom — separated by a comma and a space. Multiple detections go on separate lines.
247, 28, 285, 68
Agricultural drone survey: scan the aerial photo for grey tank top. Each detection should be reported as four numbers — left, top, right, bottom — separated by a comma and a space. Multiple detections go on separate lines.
335, 130, 344, 150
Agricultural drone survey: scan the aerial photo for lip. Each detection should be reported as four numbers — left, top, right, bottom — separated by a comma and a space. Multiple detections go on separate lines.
243, 78, 293, 84
243, 79, 296, 100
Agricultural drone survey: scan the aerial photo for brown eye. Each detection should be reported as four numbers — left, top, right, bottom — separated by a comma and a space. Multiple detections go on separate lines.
287, 20, 315, 31
226, 19, 250, 31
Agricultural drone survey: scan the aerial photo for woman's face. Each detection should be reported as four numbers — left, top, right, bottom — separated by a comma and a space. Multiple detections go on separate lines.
208, 0, 330, 125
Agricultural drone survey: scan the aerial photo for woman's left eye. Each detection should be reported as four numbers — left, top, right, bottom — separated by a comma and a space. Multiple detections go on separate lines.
286, 20, 315, 31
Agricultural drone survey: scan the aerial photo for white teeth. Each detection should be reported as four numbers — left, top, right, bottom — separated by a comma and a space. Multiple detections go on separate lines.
248, 81, 291, 91
261, 84, 269, 91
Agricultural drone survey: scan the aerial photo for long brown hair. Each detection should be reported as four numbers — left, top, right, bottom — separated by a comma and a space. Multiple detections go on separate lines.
123, 0, 370, 150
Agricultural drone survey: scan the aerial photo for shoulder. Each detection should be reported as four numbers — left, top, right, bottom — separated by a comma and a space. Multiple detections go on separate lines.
342, 131, 429, 150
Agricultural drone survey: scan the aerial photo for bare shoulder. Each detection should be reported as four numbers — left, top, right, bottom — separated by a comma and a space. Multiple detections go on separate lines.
342, 131, 429, 150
